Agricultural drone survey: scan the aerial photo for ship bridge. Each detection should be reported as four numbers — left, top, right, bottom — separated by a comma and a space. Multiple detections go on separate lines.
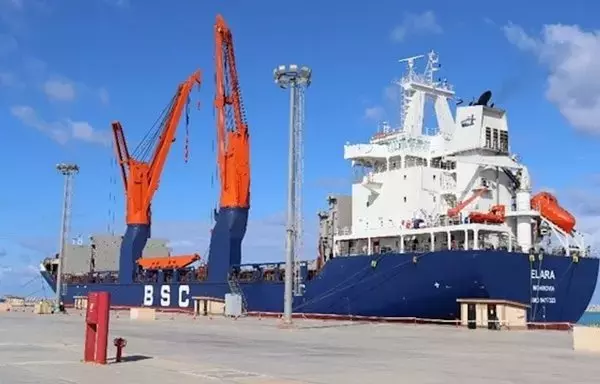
318, 49, 589, 263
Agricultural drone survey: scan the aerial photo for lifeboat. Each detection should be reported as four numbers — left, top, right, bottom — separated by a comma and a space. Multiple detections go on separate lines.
530, 192, 575, 233
468, 204, 505, 224
136, 254, 200, 270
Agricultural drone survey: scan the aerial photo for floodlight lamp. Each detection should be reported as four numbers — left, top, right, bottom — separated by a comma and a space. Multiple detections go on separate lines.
299, 67, 311, 79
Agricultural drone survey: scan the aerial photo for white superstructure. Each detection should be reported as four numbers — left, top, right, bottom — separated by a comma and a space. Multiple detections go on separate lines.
318, 51, 586, 261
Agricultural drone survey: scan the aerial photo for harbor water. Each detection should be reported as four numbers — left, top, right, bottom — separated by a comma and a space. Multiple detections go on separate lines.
579, 311, 600, 325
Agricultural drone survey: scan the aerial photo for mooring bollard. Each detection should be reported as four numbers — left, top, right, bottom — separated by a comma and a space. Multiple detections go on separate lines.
113, 337, 127, 363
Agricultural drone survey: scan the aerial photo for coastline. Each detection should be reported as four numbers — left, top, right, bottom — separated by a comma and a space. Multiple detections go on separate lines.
587, 304, 600, 313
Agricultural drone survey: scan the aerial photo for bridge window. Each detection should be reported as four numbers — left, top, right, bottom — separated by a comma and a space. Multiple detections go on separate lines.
499, 131, 509, 153
492, 129, 499, 150
485, 127, 492, 148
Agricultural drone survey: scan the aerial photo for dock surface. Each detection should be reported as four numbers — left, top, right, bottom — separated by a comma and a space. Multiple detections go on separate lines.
0, 311, 598, 383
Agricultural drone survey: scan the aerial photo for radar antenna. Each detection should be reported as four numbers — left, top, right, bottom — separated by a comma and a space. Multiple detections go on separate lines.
398, 54, 424, 81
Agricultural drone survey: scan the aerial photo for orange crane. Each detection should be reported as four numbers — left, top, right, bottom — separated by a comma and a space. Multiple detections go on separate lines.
206, 14, 251, 282
447, 187, 488, 218
111, 71, 202, 283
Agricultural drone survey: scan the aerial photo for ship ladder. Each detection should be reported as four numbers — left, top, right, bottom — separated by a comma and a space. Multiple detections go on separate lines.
227, 275, 248, 315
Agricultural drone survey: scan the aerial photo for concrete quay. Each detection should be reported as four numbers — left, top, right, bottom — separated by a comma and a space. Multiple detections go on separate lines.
0, 310, 598, 383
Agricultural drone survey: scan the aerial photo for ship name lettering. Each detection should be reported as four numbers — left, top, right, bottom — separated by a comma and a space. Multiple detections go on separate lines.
532, 285, 555, 292
142, 285, 190, 307
530, 269, 555, 280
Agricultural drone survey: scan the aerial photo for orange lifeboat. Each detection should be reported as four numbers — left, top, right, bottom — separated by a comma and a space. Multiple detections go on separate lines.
530, 192, 575, 233
136, 254, 200, 270
468, 204, 505, 224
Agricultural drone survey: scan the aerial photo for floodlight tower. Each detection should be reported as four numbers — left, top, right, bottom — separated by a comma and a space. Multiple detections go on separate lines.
273, 64, 312, 325
55, 163, 79, 308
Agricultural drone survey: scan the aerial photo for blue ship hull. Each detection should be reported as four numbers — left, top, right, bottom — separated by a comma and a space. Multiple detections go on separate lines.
41, 250, 599, 324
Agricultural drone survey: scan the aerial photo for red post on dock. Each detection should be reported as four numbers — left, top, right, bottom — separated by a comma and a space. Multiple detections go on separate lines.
84, 292, 110, 364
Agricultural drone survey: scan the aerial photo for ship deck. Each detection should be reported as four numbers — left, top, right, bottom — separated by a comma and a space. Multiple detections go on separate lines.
1, 311, 599, 383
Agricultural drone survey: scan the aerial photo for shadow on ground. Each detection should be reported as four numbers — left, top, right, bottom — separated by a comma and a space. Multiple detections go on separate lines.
108, 354, 153, 364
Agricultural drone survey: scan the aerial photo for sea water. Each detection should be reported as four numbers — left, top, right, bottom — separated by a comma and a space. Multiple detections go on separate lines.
579, 312, 600, 326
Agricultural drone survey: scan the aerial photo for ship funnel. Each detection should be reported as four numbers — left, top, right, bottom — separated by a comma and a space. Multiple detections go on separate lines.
474, 90, 492, 107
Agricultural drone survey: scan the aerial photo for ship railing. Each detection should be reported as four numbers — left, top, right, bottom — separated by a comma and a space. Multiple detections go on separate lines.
334, 218, 516, 237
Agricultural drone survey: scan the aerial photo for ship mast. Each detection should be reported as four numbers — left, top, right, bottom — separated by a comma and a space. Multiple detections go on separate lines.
390, 50, 455, 139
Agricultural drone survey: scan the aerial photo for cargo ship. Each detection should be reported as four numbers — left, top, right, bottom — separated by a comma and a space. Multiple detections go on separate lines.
39, 16, 598, 325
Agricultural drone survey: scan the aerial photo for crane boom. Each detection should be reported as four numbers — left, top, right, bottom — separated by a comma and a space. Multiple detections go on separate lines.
112, 70, 201, 224
447, 188, 487, 217
206, 14, 251, 283
214, 14, 250, 209
111, 70, 202, 283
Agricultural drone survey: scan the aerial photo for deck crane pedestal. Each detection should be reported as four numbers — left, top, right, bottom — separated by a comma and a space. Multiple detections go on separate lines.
206, 14, 251, 283
112, 71, 202, 284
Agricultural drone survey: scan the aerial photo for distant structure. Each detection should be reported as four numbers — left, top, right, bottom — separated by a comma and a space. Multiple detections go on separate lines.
55, 163, 79, 306
273, 64, 312, 324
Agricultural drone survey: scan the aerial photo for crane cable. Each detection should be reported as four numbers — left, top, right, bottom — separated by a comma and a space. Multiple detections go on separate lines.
184, 96, 190, 163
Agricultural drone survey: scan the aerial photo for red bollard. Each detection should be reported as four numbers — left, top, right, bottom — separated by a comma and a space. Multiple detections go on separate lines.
84, 292, 110, 364
113, 337, 127, 363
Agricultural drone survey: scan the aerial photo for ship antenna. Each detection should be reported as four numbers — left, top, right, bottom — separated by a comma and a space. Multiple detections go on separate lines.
397, 54, 424, 131
273, 64, 312, 325
54, 162, 79, 310
424, 50, 441, 85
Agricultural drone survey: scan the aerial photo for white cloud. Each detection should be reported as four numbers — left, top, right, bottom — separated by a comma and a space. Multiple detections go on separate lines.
559, 187, 600, 258
69, 119, 111, 145
483, 18, 496, 27
98, 87, 110, 105
383, 84, 399, 103
362, 84, 400, 123
503, 22, 600, 134
390, 11, 443, 43
10, 105, 110, 145
43, 79, 76, 101
364, 106, 385, 122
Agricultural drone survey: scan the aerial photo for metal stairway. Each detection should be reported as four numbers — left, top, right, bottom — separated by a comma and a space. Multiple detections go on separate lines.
227, 275, 248, 314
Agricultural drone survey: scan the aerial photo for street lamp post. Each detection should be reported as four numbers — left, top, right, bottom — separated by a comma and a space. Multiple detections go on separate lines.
273, 64, 312, 325
55, 163, 79, 310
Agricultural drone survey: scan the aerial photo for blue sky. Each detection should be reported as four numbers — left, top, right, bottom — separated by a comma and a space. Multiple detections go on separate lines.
1, 0, 600, 303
